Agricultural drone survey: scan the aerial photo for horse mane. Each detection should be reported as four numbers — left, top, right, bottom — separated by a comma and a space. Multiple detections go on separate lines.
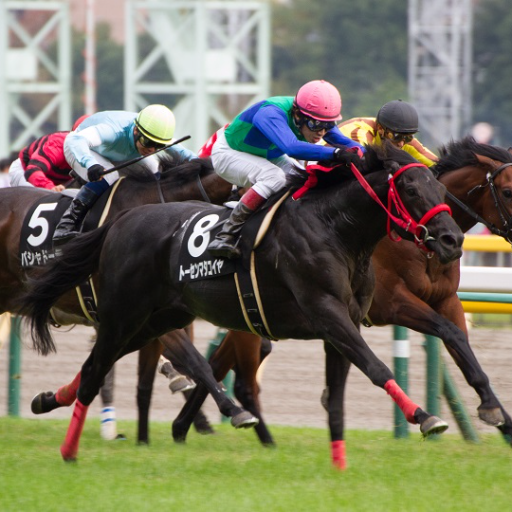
434, 136, 512, 176
119, 155, 215, 186
286, 141, 419, 193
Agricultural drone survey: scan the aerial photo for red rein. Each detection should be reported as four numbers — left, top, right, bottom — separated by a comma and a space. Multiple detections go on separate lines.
349, 162, 452, 252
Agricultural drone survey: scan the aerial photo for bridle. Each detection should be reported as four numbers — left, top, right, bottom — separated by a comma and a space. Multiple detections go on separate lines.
442, 162, 512, 244
349, 162, 452, 252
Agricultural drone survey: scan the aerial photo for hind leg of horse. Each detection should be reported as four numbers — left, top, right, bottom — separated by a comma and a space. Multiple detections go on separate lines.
136, 339, 163, 444
231, 332, 275, 446
323, 341, 351, 469
158, 330, 258, 442
378, 292, 509, 436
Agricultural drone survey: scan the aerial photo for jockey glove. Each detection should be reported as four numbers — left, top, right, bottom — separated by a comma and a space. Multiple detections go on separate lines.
87, 164, 105, 182
333, 148, 361, 166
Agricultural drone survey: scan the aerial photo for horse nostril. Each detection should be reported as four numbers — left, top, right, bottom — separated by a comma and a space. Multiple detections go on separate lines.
440, 232, 463, 249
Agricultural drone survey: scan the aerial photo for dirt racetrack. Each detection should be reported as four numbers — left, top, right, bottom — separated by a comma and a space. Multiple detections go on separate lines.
1, 316, 511, 438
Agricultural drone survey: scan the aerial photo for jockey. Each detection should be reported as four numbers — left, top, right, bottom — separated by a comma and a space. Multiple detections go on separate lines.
203, 79, 365, 260
53, 104, 196, 246
338, 99, 438, 167
8, 115, 90, 191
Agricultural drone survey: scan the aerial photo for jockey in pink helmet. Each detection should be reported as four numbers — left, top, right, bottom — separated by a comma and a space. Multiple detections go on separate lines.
204, 79, 364, 260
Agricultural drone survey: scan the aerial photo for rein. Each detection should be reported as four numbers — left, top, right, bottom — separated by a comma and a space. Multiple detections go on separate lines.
349, 162, 452, 252
445, 162, 512, 243
156, 171, 213, 204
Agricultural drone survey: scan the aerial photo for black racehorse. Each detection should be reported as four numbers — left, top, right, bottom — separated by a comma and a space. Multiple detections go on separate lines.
18, 142, 464, 465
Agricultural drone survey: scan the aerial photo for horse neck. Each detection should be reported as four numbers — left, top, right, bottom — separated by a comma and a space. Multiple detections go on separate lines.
319, 180, 390, 259
116, 174, 232, 209
438, 165, 488, 233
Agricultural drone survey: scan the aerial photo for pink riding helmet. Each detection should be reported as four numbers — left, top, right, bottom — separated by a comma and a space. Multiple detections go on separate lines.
294, 80, 342, 122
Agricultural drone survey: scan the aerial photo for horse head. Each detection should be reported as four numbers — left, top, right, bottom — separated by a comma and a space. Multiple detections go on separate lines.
363, 142, 463, 264
436, 136, 512, 241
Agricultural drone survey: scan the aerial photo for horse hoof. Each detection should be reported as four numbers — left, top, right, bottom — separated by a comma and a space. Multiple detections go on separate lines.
31, 391, 57, 414
169, 376, 196, 394
60, 445, 77, 462
478, 407, 505, 427
231, 411, 259, 429
420, 415, 448, 437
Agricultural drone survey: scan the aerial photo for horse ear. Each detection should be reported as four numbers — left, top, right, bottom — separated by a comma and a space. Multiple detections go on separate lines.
507, 147, 512, 156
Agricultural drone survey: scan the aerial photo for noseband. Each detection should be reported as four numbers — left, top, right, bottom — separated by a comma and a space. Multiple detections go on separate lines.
349, 162, 452, 252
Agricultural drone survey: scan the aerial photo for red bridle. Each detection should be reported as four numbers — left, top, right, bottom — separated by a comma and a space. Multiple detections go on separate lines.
349, 162, 452, 251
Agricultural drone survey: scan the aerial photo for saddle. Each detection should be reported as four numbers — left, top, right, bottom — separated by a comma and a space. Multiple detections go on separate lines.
19, 180, 124, 324
178, 189, 289, 339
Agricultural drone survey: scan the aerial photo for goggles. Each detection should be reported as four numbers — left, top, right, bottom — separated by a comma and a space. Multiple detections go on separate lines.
385, 131, 414, 144
138, 133, 167, 150
304, 116, 337, 132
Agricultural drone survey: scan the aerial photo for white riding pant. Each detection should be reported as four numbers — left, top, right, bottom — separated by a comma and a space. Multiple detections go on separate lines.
211, 129, 298, 199
9, 158, 34, 187
64, 145, 119, 186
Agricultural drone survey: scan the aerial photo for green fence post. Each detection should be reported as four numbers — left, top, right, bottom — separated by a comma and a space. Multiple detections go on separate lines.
424, 335, 441, 440
8, 315, 22, 416
393, 325, 409, 438
205, 328, 234, 423
441, 360, 479, 443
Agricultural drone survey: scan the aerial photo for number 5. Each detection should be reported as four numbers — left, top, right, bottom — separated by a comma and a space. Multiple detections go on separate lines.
27, 203, 59, 247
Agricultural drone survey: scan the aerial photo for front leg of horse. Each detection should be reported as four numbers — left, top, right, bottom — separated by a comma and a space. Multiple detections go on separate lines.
323, 315, 448, 438
388, 298, 508, 433
323, 342, 351, 469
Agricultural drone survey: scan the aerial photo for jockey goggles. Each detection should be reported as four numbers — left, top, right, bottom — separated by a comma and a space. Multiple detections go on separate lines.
304, 116, 337, 132
138, 133, 167, 150
385, 130, 414, 144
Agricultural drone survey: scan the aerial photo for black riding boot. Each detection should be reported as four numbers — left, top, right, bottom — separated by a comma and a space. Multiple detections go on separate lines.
53, 186, 100, 246
207, 201, 255, 259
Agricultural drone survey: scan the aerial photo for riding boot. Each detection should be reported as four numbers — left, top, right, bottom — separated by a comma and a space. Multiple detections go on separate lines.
53, 185, 101, 246
208, 188, 267, 259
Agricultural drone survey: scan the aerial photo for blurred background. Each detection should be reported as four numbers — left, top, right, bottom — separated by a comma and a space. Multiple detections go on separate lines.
0, 0, 508, 158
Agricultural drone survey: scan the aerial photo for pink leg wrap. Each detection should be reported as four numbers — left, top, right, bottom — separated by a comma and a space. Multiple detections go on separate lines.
384, 379, 419, 424
331, 440, 347, 470
60, 399, 89, 461
55, 371, 81, 406
241, 188, 266, 210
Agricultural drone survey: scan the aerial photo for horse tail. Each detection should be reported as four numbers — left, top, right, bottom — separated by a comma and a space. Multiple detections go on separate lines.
18, 220, 115, 356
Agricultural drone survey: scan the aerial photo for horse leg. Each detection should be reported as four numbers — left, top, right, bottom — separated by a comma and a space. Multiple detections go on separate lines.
159, 331, 214, 435
99, 366, 119, 440
323, 341, 351, 470
320, 307, 447, 437
231, 332, 275, 446
31, 370, 81, 414
158, 329, 258, 443
383, 293, 510, 440
136, 339, 163, 444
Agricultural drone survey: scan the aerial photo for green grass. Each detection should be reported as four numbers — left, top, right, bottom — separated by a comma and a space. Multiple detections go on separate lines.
0, 418, 511, 512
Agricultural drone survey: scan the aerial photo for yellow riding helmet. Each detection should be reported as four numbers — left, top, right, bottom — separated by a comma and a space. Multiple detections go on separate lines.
135, 104, 176, 144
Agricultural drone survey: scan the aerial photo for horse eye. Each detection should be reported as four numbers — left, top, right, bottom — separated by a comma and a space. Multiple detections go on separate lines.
502, 189, 512, 199
405, 186, 417, 197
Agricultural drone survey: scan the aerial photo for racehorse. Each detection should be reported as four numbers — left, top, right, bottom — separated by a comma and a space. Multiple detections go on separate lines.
172, 136, 512, 455
18, 142, 464, 464
0, 158, 257, 443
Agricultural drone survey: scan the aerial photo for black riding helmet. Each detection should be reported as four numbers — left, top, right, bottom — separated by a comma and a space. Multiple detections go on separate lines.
376, 100, 418, 133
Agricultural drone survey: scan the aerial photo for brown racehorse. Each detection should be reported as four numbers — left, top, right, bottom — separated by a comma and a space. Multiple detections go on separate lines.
0, 158, 258, 443
168, 137, 512, 456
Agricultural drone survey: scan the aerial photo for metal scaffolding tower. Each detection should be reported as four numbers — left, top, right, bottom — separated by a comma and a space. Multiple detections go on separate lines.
124, 0, 270, 151
408, 0, 472, 148
0, 0, 71, 155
